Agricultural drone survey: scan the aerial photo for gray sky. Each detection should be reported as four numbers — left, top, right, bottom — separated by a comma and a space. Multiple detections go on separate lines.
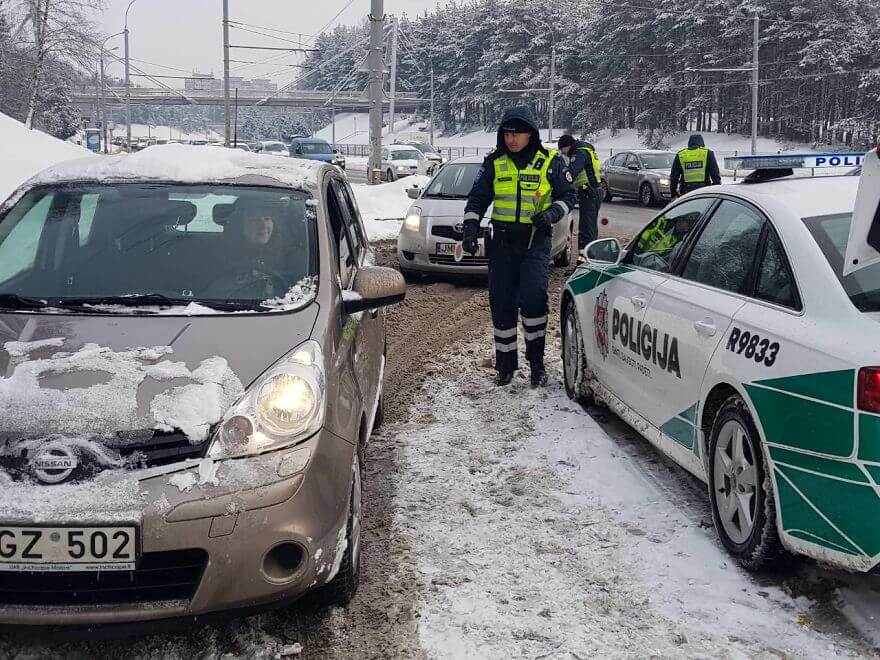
97, 0, 443, 88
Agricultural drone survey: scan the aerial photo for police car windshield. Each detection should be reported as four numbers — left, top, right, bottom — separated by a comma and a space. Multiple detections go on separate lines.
424, 163, 482, 199
803, 213, 880, 312
640, 153, 675, 169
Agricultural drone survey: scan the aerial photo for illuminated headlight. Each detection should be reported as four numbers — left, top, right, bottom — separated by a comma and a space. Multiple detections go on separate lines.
404, 207, 421, 232
397, 165, 407, 171
208, 341, 325, 459
659, 177, 670, 186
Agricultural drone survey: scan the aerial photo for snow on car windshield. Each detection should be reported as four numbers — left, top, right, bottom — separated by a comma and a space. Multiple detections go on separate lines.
803, 212, 880, 312
391, 149, 421, 161
0, 184, 318, 313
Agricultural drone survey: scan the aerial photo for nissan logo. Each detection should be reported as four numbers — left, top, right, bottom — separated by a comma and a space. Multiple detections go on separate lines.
30, 444, 78, 484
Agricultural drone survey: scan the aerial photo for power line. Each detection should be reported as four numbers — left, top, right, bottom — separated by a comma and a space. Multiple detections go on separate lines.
229, 24, 317, 48
227, 20, 319, 41
317, 0, 358, 35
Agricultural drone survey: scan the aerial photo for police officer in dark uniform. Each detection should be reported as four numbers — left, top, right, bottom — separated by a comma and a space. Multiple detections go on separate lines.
558, 134, 602, 257
670, 134, 722, 198
461, 106, 577, 387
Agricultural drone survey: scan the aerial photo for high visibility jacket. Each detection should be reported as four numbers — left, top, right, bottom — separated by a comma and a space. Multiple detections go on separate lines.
638, 215, 676, 253
491, 150, 556, 224
573, 145, 602, 188
677, 147, 709, 185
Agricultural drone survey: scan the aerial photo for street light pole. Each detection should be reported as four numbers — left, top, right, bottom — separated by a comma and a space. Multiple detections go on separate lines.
429, 61, 434, 144
223, 0, 231, 147
388, 15, 398, 139
549, 38, 556, 141
124, 0, 138, 151
751, 14, 760, 155
367, 0, 386, 185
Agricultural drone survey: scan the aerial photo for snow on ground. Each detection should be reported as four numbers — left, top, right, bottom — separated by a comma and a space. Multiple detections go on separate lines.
389, 337, 863, 658
353, 175, 428, 241
0, 111, 91, 201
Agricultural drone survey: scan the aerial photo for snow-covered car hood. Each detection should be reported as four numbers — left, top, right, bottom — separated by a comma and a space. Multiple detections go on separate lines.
0, 305, 319, 440
417, 197, 468, 218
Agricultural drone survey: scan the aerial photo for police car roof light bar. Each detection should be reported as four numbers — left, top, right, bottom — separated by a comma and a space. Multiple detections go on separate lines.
724, 152, 866, 183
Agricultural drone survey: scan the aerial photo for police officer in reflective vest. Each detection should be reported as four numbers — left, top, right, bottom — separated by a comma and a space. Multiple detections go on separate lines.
558, 134, 602, 256
461, 106, 577, 387
670, 133, 721, 197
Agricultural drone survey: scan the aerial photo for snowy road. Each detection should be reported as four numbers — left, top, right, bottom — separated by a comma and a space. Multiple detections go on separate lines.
3, 239, 880, 658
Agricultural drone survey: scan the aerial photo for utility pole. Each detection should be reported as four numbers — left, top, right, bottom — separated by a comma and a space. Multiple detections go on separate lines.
548, 39, 556, 141
367, 0, 386, 185
751, 14, 760, 155
223, 0, 231, 147
429, 62, 435, 144
124, 0, 138, 151
388, 15, 398, 139
332, 104, 336, 146
233, 87, 239, 147
99, 56, 107, 153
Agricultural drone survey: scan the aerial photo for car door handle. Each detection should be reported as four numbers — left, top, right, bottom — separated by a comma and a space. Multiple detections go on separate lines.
694, 319, 717, 337
631, 294, 647, 310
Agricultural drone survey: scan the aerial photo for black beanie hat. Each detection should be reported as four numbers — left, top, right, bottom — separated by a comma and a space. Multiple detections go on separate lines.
558, 134, 576, 150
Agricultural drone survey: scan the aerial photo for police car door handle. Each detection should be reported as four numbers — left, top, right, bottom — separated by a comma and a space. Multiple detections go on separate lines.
694, 319, 717, 337
631, 294, 647, 309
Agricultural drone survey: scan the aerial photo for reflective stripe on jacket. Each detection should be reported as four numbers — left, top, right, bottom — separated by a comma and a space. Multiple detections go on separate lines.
677, 147, 709, 184
491, 150, 557, 224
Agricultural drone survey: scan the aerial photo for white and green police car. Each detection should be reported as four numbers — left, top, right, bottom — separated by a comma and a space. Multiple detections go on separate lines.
561, 148, 880, 571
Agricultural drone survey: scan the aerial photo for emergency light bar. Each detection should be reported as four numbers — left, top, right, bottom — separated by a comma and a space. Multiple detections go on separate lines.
724, 152, 865, 171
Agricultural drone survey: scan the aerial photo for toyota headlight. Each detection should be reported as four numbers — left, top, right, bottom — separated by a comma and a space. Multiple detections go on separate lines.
404, 207, 421, 232
208, 341, 325, 459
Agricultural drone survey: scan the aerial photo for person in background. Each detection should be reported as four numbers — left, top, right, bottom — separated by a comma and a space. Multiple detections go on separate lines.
670, 134, 722, 197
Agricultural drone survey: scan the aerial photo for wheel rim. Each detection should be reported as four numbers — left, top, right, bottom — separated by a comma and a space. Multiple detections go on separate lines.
713, 420, 759, 545
563, 308, 579, 391
641, 185, 652, 205
350, 455, 362, 570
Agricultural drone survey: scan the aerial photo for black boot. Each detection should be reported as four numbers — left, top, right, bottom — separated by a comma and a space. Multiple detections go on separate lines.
530, 363, 547, 388
495, 371, 514, 386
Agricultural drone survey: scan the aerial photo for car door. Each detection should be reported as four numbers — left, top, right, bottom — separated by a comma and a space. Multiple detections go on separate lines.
606, 153, 626, 194
581, 198, 715, 408
330, 177, 384, 418
640, 198, 766, 463
622, 154, 642, 197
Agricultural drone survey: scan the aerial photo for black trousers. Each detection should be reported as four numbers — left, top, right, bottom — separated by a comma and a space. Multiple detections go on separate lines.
577, 188, 601, 251
488, 229, 551, 374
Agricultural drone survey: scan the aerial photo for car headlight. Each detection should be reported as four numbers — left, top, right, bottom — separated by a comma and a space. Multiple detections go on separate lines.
659, 177, 670, 186
397, 165, 407, 171
404, 207, 421, 232
208, 341, 325, 459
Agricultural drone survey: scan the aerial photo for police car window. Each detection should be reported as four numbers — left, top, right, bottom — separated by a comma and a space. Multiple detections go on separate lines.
627, 198, 713, 273
681, 200, 764, 294
804, 213, 880, 312
755, 229, 800, 309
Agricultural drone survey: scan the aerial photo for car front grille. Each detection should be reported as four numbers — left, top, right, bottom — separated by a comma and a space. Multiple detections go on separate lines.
0, 549, 208, 606
428, 254, 489, 267
115, 430, 208, 468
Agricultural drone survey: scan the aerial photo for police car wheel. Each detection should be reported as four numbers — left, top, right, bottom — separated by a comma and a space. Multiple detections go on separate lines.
562, 300, 590, 402
639, 183, 655, 207
707, 395, 783, 570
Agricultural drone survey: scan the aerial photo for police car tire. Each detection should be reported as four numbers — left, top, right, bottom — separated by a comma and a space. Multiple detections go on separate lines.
562, 301, 591, 403
707, 395, 784, 571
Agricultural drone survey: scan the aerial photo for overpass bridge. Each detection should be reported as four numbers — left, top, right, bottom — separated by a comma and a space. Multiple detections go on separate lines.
72, 86, 422, 110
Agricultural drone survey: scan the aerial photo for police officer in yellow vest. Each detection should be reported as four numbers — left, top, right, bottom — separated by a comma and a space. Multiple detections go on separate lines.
670, 133, 721, 197
462, 106, 577, 387
557, 134, 602, 256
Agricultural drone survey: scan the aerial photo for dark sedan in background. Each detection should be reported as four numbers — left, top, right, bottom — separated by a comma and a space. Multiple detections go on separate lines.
601, 150, 674, 206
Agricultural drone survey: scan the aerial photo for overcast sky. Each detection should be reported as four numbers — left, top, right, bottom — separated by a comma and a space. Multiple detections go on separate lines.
97, 0, 444, 88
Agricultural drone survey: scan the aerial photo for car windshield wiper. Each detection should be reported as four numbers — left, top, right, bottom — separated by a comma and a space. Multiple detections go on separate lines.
59, 293, 191, 308
0, 293, 49, 310
426, 192, 467, 199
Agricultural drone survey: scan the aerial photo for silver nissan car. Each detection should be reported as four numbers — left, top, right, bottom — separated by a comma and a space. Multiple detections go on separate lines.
0, 145, 404, 630
397, 156, 574, 278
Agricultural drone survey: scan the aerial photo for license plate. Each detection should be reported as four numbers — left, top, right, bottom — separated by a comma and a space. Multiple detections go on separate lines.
0, 525, 138, 572
436, 241, 483, 257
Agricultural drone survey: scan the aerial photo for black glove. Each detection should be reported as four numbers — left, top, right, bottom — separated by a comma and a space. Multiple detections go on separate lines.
461, 219, 480, 256
531, 204, 563, 232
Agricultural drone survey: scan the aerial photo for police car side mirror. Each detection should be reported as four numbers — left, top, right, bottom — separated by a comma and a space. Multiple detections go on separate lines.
584, 238, 622, 266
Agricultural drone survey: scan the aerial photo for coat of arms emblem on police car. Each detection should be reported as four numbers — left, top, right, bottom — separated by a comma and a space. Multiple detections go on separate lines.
594, 290, 609, 360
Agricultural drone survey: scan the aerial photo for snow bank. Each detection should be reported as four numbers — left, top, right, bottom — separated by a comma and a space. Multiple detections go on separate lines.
392, 338, 859, 658
352, 175, 429, 241
0, 111, 92, 201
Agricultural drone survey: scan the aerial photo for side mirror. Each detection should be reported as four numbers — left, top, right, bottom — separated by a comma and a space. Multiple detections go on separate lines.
343, 265, 406, 315
584, 238, 622, 266
406, 186, 422, 200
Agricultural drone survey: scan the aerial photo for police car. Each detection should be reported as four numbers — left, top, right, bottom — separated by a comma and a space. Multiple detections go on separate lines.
561, 148, 880, 571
